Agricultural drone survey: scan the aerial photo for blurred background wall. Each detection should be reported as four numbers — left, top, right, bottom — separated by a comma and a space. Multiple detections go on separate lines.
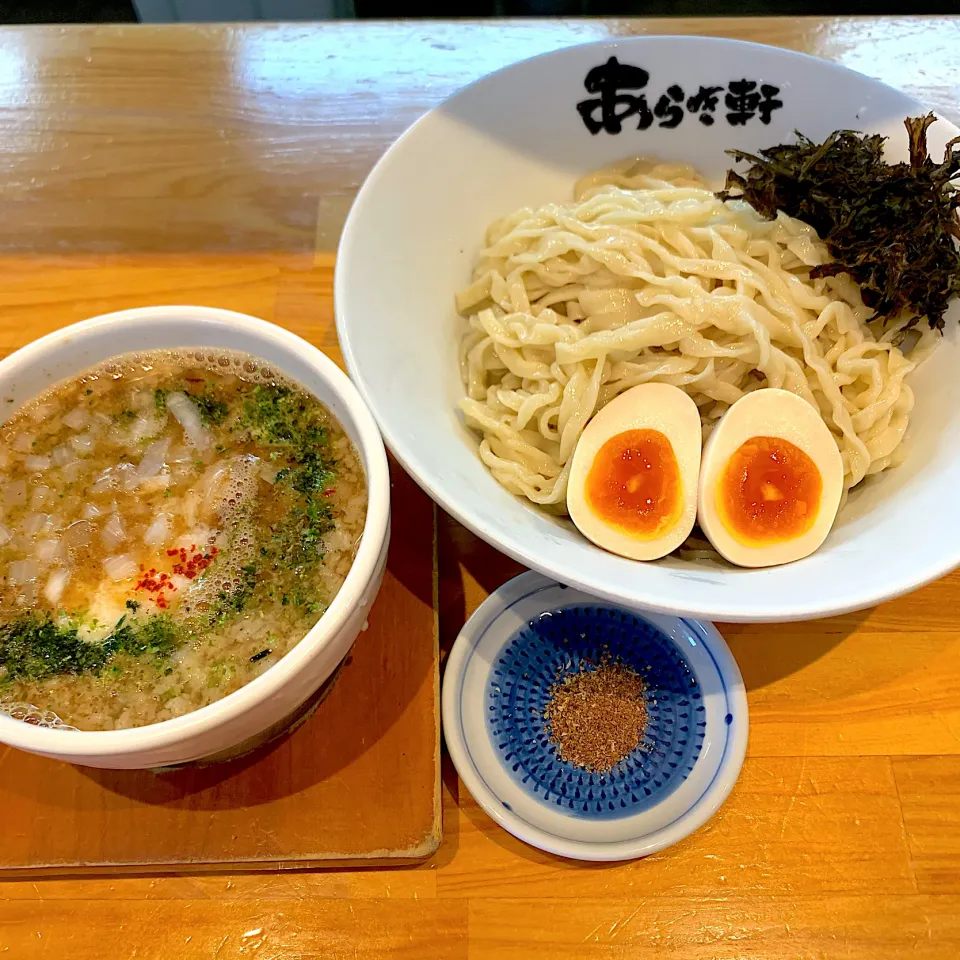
4, 0, 958, 23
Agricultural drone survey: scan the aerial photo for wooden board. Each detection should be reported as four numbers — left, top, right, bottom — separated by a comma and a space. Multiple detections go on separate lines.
0, 17, 959, 958
0, 256, 441, 872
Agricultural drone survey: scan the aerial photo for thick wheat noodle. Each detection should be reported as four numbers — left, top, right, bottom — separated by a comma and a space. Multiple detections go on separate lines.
456, 157, 935, 519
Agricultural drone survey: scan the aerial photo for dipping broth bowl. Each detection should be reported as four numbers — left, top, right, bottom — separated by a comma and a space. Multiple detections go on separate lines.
0, 306, 390, 769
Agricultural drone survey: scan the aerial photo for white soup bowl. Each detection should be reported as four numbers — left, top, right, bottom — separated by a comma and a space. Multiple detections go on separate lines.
0, 306, 390, 769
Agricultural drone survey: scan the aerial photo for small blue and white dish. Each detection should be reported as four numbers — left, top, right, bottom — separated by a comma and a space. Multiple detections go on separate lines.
442, 571, 748, 861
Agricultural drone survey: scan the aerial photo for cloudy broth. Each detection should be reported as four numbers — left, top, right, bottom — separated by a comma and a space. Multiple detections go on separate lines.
0, 350, 366, 731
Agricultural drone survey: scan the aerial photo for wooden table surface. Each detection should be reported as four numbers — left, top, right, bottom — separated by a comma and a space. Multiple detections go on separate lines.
1, 15, 959, 959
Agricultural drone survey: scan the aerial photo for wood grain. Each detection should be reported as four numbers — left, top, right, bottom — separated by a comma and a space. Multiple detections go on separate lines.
0, 899, 469, 960
0, 16, 958, 959
438, 756, 914, 898
0, 453, 440, 871
0, 865, 437, 900
894, 756, 960, 894
1, 18, 960, 255
468, 897, 960, 959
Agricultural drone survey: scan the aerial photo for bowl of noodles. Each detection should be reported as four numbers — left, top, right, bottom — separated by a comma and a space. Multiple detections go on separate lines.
336, 37, 960, 622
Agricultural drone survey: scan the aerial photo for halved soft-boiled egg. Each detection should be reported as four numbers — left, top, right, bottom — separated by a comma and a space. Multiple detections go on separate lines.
567, 383, 701, 561
698, 389, 843, 568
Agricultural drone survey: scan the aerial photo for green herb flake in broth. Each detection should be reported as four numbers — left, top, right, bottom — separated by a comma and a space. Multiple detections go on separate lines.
239, 383, 340, 586
102, 615, 182, 661
206, 659, 232, 688
0, 616, 108, 683
187, 389, 229, 427
241, 385, 335, 473
0, 613, 184, 684
214, 562, 258, 618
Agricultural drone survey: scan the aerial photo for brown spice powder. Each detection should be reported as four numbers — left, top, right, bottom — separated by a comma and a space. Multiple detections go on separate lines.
543, 657, 648, 774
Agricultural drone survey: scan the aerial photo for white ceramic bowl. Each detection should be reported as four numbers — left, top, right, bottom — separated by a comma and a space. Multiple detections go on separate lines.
0, 306, 390, 769
337, 37, 960, 622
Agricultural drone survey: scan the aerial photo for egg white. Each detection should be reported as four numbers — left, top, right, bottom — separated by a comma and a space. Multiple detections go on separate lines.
567, 383, 702, 561
698, 389, 843, 568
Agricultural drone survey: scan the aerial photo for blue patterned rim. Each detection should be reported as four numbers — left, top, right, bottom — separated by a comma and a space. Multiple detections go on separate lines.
443, 571, 748, 861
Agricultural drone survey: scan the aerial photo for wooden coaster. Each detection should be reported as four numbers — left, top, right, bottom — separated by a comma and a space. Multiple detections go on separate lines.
0, 462, 440, 874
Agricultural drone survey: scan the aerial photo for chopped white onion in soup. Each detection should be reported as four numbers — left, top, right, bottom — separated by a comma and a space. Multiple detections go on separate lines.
8, 559, 39, 584
12, 433, 34, 453
69, 433, 96, 456
62, 407, 91, 431
81, 502, 102, 520
115, 462, 139, 491
143, 512, 172, 547
201, 461, 231, 501
0, 523, 11, 546
29, 403, 56, 424
167, 443, 193, 464
31, 485, 53, 508
139, 474, 171, 496
169, 573, 192, 594
164, 697, 190, 715
35, 538, 61, 563
127, 415, 162, 445
166, 392, 212, 452
132, 388, 154, 410
259, 464, 281, 484
179, 526, 214, 547
181, 491, 199, 528
51, 444, 76, 467
21, 512, 50, 537
64, 519, 94, 550
101, 512, 126, 550
43, 568, 70, 606
61, 460, 85, 483
137, 437, 170, 481
103, 553, 139, 582
90, 467, 115, 494
3, 480, 26, 506
15, 581, 37, 606
24, 454, 51, 472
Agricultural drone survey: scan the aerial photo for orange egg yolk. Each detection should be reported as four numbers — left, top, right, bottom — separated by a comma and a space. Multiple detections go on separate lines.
718, 436, 821, 545
584, 428, 683, 539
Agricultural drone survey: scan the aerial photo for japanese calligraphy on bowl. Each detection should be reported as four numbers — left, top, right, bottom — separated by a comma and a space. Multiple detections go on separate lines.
339, 36, 960, 623
577, 56, 783, 135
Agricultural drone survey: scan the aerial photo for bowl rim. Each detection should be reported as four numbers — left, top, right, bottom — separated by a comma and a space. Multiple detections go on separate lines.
441, 570, 749, 861
0, 305, 390, 757
335, 35, 960, 622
